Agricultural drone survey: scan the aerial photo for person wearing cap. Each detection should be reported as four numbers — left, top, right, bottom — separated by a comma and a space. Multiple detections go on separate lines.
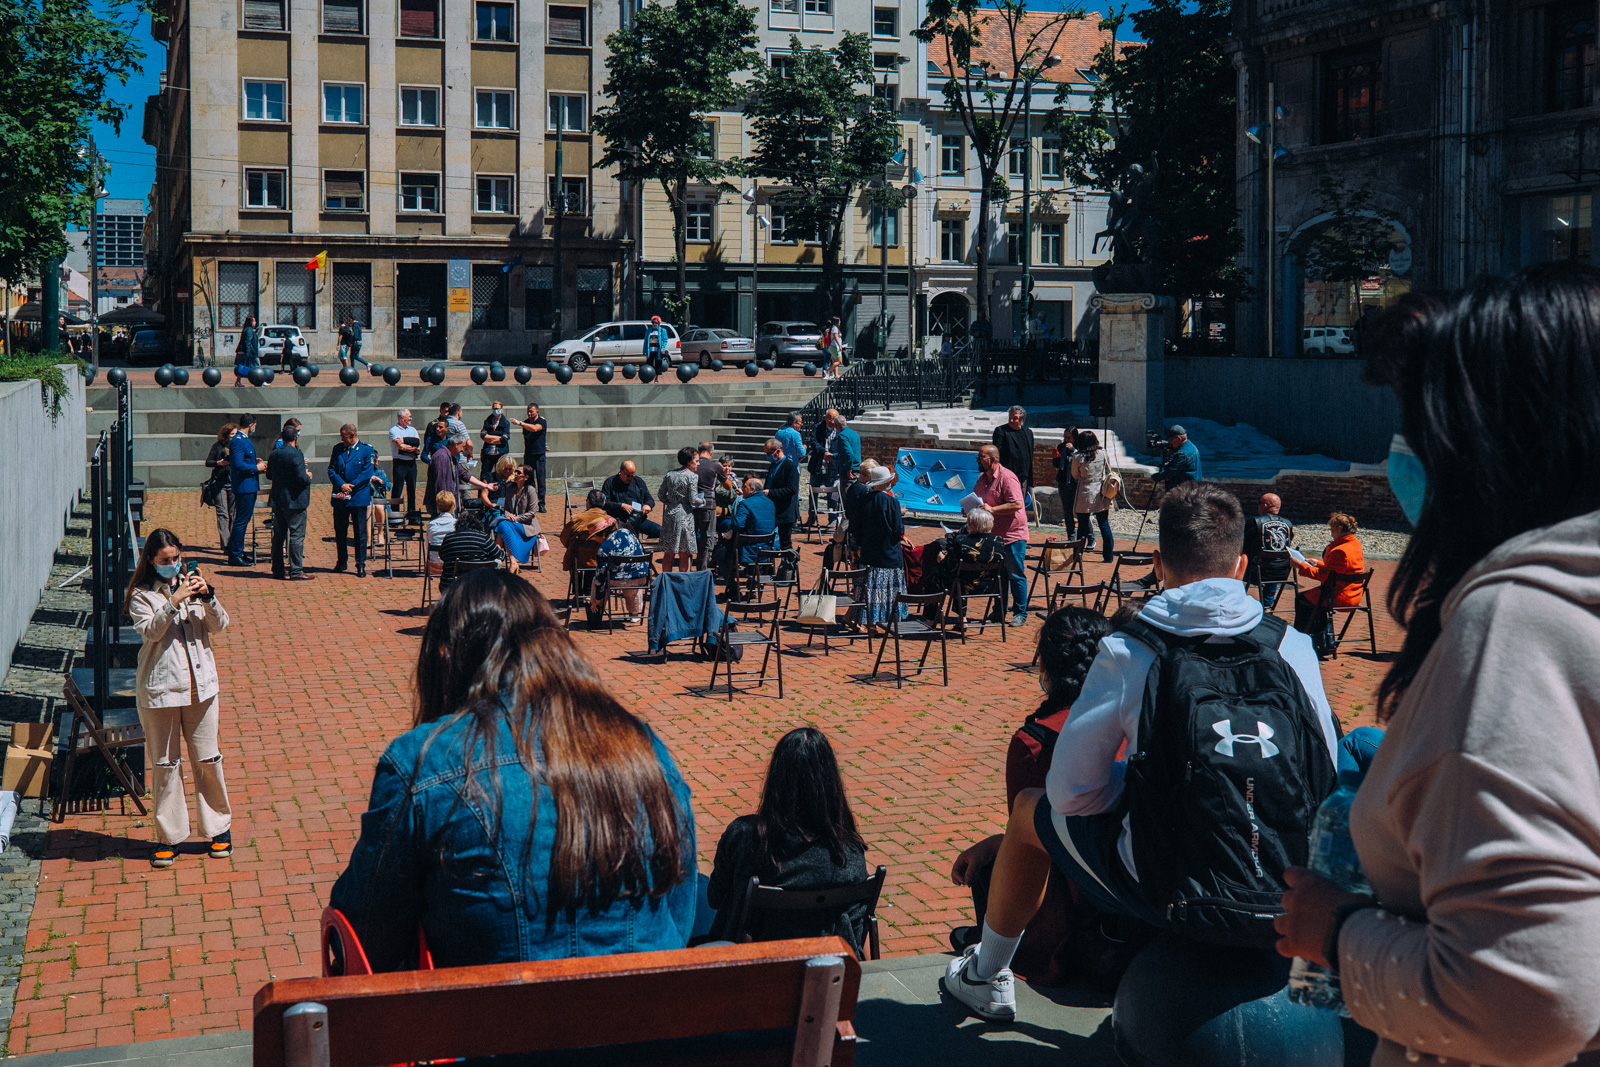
1155, 424, 1203, 490
852, 464, 907, 632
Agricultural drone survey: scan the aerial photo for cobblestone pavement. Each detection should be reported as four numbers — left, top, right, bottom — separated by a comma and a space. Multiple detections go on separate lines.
5, 490, 1403, 1055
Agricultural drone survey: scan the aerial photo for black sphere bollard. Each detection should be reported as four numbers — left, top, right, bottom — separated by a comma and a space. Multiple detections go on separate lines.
107, 367, 127, 386
246, 366, 266, 386
638, 363, 656, 384
201, 367, 221, 386
803, 362, 818, 377
490, 362, 506, 381
555, 364, 574, 384
383, 365, 402, 385
309, 363, 321, 377
173, 367, 191, 385
514, 364, 533, 384
621, 363, 638, 379
339, 365, 360, 385
154, 366, 174, 387
293, 366, 312, 385
470, 365, 489, 384
744, 362, 760, 377
596, 362, 614, 384
759, 359, 776, 372
262, 366, 276, 383
710, 359, 723, 372
369, 361, 384, 376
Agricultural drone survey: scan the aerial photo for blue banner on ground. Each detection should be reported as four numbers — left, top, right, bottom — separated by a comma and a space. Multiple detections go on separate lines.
890, 448, 981, 517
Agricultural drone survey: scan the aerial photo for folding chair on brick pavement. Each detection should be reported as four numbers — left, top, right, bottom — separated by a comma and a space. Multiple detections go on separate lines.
1325, 569, 1378, 658
562, 476, 596, 524
948, 559, 1008, 643
54, 676, 148, 822
871, 591, 950, 688
799, 567, 872, 656
1098, 552, 1159, 614
708, 601, 783, 701
1027, 536, 1085, 607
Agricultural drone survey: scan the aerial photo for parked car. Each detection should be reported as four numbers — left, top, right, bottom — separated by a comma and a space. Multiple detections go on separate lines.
127, 329, 171, 366
682, 327, 755, 367
545, 321, 681, 371
1301, 325, 1355, 356
755, 321, 849, 367
260, 324, 311, 367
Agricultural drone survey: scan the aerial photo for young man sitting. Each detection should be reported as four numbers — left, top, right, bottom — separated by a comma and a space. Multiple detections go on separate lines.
943, 481, 1341, 1022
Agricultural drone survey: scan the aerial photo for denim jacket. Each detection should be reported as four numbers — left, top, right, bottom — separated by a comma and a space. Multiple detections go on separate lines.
330, 712, 696, 971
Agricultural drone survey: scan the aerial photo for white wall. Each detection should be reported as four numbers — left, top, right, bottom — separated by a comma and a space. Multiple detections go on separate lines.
0, 367, 85, 677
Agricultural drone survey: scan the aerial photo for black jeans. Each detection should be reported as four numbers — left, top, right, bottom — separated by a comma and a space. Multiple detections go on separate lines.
333, 503, 369, 570
524, 453, 547, 506
271, 506, 307, 577
777, 523, 793, 551
1294, 591, 1325, 635
391, 459, 417, 514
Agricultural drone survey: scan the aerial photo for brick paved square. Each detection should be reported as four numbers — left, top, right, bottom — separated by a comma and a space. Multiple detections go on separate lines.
6, 490, 1403, 1054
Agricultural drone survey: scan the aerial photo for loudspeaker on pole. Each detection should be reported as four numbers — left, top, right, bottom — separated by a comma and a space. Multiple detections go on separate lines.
1089, 381, 1116, 418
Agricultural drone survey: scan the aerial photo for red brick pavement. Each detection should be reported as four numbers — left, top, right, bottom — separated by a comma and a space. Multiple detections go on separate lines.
7, 492, 1403, 1054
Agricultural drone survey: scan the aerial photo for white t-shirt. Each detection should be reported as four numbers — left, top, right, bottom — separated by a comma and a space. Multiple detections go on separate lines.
389, 423, 420, 461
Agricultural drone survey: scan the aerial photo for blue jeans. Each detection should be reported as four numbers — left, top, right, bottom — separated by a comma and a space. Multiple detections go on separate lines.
348, 344, 369, 367
228, 491, 256, 560
1076, 511, 1114, 562
1004, 540, 1028, 616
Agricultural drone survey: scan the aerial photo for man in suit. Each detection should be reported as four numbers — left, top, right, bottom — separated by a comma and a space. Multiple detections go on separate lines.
267, 424, 314, 580
227, 413, 267, 565
693, 441, 725, 569
327, 423, 379, 576
764, 437, 800, 550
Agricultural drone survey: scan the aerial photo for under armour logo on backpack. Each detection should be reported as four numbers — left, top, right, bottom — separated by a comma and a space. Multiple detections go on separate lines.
1212, 720, 1280, 758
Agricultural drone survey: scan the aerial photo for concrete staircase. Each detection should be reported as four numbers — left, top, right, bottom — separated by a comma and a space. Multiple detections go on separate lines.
708, 403, 810, 472
87, 378, 825, 489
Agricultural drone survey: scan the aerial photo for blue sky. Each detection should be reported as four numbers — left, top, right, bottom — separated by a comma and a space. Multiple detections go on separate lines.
89, 0, 1144, 209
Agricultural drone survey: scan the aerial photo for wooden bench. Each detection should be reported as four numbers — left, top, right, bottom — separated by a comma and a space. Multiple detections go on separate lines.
253, 937, 861, 1067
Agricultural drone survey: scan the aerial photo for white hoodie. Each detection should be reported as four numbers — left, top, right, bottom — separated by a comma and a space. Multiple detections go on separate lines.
1045, 577, 1340, 878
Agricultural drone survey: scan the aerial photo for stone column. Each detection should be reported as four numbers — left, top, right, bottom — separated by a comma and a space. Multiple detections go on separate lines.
1090, 293, 1170, 457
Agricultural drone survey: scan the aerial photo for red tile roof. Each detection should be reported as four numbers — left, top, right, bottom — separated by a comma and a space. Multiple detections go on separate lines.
928, 9, 1118, 86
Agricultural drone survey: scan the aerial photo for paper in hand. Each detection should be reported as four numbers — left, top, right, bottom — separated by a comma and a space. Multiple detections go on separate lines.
1287, 547, 1308, 564
959, 492, 983, 515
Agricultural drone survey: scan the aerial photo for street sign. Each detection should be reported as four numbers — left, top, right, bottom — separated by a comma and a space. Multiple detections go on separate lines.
176, 290, 189, 302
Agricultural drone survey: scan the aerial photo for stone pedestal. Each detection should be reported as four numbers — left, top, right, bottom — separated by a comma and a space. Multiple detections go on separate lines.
1091, 293, 1171, 457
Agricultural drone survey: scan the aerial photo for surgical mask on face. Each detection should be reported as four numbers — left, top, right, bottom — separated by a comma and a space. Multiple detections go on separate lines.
155, 562, 180, 579
1386, 433, 1426, 526
493, 407, 502, 415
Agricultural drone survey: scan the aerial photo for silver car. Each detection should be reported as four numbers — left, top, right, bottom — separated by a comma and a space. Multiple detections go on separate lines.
756, 320, 847, 367
545, 321, 682, 371
682, 327, 755, 367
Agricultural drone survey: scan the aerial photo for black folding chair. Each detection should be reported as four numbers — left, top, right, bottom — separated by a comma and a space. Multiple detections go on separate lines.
1325, 569, 1378, 658
724, 865, 888, 961
596, 553, 656, 629
755, 548, 799, 617
870, 591, 950, 688
563, 476, 596, 523
727, 532, 778, 601
1098, 552, 1158, 613
947, 559, 1008, 643
708, 601, 783, 701
800, 567, 872, 656
1251, 550, 1299, 618
1045, 579, 1106, 614
1027, 537, 1085, 607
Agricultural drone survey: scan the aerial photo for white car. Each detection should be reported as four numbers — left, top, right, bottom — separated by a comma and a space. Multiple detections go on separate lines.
682, 327, 755, 366
546, 321, 681, 370
260, 324, 311, 367
1301, 326, 1355, 356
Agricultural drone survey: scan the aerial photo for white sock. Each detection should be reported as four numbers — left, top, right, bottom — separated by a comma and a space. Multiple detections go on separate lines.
971, 921, 1022, 980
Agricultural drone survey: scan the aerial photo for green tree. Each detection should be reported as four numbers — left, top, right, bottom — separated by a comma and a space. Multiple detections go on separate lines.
1052, 0, 1242, 299
1288, 169, 1400, 326
745, 32, 903, 317
0, 0, 143, 284
915, 0, 1084, 325
592, 0, 757, 308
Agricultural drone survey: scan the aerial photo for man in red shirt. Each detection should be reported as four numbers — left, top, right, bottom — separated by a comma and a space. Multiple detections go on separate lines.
976, 444, 1030, 626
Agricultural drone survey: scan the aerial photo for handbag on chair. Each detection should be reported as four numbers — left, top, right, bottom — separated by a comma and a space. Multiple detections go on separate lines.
796, 575, 838, 627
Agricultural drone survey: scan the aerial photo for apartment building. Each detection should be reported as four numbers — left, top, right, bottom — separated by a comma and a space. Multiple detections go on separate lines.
143, 0, 627, 363
1232, 0, 1599, 357
637, 6, 1113, 354
95, 199, 148, 268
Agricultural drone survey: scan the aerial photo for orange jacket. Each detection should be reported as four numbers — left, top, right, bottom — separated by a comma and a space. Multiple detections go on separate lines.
1296, 534, 1366, 607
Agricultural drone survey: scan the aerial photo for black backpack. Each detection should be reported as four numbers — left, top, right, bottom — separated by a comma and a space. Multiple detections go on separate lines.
1120, 615, 1336, 948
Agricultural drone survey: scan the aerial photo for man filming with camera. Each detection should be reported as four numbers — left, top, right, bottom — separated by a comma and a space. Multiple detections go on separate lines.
1153, 424, 1203, 489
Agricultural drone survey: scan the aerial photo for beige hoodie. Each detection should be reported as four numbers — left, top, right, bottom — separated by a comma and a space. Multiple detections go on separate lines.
1344, 508, 1600, 1067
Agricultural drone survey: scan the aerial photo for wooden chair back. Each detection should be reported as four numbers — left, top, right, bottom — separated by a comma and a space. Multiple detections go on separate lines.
254, 938, 860, 1067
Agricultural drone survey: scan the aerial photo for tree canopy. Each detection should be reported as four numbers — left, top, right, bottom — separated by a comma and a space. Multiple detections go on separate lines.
1052, 0, 1242, 299
0, 0, 143, 284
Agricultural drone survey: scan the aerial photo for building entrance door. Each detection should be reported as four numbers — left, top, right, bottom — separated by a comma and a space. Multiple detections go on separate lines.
396, 263, 447, 360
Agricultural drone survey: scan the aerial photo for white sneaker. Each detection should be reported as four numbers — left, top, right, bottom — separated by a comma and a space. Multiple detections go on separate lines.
942, 945, 1016, 1022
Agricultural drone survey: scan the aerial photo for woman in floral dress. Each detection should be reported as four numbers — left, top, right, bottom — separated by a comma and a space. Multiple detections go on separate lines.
657, 445, 701, 572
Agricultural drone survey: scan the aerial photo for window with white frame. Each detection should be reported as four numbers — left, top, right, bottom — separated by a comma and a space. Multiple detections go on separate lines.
803, 0, 829, 12
686, 201, 714, 242
547, 4, 586, 43
475, 0, 513, 40
1038, 223, 1063, 265
476, 174, 513, 213
547, 175, 587, 214
940, 134, 964, 175
694, 119, 716, 159
872, 82, 898, 108
870, 206, 899, 247
872, 6, 896, 36
1040, 139, 1063, 179
323, 169, 365, 211
400, 85, 440, 126
547, 93, 585, 132
399, 173, 440, 212
244, 79, 286, 121
475, 89, 514, 129
323, 82, 364, 123
769, 52, 794, 78
1007, 138, 1027, 179
940, 218, 965, 261
323, 0, 362, 33
768, 208, 792, 242
771, 0, 797, 11
1006, 221, 1023, 264
244, 167, 287, 209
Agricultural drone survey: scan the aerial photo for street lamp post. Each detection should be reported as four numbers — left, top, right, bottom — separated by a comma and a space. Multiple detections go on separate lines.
904, 183, 918, 356
1019, 54, 1061, 347
1245, 83, 1285, 357
553, 103, 565, 342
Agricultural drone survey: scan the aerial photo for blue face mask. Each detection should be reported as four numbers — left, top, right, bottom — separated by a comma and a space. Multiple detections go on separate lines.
154, 562, 181, 580
1386, 433, 1426, 526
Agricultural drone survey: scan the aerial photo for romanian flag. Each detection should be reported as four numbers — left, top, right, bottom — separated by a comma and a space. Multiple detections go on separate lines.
305, 251, 328, 271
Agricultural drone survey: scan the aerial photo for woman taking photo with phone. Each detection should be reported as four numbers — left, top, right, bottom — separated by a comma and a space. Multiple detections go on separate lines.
126, 529, 233, 869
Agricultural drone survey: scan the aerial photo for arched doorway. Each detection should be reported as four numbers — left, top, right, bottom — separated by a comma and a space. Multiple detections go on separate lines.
1285, 213, 1411, 357
928, 291, 971, 338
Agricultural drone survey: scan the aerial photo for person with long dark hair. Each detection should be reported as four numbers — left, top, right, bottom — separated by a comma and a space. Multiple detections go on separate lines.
706, 727, 870, 954
330, 571, 695, 969
1070, 430, 1114, 562
1275, 266, 1600, 1067
125, 529, 232, 868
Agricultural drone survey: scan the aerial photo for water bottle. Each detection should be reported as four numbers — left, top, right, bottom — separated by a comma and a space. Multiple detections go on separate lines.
1287, 769, 1370, 1015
